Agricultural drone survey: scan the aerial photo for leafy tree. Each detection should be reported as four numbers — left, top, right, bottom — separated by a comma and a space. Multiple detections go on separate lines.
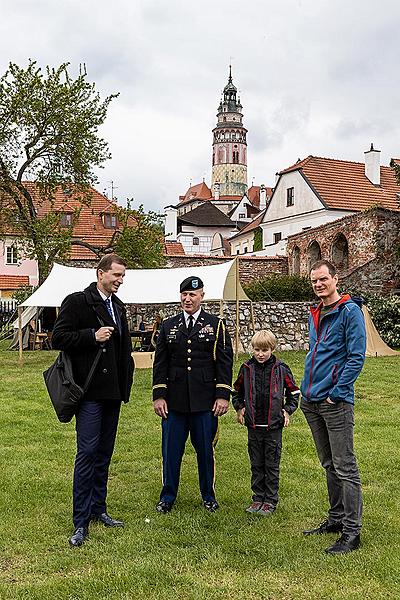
253, 227, 263, 252
112, 202, 165, 269
244, 274, 315, 302
0, 60, 117, 282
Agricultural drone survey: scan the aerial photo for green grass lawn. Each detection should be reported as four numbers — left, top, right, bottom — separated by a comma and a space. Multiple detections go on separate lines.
0, 343, 399, 600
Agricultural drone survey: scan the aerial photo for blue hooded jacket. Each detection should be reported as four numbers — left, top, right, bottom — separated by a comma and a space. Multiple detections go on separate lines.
300, 295, 366, 404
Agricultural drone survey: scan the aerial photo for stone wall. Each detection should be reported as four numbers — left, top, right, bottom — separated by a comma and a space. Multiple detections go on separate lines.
127, 300, 310, 352
287, 208, 400, 294
165, 255, 288, 285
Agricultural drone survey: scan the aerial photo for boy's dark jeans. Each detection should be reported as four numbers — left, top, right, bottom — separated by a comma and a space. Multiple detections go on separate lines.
301, 398, 362, 535
247, 427, 282, 505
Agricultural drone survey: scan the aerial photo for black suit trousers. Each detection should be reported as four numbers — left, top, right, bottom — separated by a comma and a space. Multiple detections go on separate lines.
73, 400, 121, 528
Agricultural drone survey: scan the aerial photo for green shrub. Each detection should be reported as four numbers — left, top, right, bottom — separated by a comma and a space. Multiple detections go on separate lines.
12, 285, 36, 305
363, 294, 400, 348
244, 274, 315, 302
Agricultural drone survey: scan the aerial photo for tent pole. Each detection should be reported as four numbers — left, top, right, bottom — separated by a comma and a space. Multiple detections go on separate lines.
250, 301, 256, 334
235, 257, 239, 360
18, 306, 23, 364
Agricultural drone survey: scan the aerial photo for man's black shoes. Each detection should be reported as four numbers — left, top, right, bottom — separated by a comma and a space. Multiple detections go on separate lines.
156, 501, 172, 514
325, 533, 360, 554
203, 500, 219, 513
90, 512, 124, 527
303, 519, 343, 536
69, 527, 88, 547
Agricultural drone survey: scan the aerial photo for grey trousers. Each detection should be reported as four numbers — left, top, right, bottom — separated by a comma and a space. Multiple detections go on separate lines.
301, 398, 362, 535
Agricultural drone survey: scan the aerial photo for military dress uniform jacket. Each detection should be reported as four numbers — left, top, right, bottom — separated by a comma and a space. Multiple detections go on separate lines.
52, 282, 134, 404
152, 309, 233, 413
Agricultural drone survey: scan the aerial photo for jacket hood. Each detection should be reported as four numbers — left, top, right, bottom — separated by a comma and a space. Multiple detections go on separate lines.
310, 294, 362, 332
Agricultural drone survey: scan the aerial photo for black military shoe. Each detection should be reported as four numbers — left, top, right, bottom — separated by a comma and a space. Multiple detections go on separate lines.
156, 501, 172, 514
325, 533, 361, 554
203, 500, 219, 513
303, 519, 343, 535
69, 527, 88, 547
90, 513, 124, 527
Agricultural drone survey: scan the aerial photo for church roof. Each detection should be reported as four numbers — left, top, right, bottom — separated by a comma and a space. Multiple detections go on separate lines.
279, 155, 400, 212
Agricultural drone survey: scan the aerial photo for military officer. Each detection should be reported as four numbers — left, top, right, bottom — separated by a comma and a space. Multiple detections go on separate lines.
152, 276, 233, 513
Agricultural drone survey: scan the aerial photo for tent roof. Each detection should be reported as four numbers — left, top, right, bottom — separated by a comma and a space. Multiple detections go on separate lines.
21, 260, 250, 307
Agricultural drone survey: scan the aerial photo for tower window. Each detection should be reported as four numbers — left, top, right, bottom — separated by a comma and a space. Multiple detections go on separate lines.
273, 232, 282, 244
287, 187, 294, 207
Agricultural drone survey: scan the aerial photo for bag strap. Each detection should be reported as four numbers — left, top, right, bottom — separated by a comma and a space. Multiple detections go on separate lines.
82, 310, 107, 393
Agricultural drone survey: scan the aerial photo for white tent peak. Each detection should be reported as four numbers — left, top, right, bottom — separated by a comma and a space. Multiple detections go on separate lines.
21, 260, 249, 307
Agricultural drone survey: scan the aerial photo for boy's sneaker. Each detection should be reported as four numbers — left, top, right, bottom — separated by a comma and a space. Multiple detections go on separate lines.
245, 501, 263, 513
258, 502, 276, 516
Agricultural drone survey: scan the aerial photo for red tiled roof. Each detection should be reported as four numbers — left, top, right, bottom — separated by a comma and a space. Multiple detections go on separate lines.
2, 184, 136, 260
164, 241, 185, 256
178, 182, 212, 205
229, 209, 266, 240
0, 275, 30, 290
247, 186, 273, 208
279, 156, 400, 212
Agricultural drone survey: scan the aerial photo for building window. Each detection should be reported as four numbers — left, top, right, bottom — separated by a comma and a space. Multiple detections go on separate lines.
60, 213, 73, 227
273, 232, 282, 244
193, 237, 199, 246
233, 150, 239, 164
238, 213, 245, 219
243, 247, 248, 253
103, 214, 117, 229
6, 245, 18, 264
286, 187, 294, 207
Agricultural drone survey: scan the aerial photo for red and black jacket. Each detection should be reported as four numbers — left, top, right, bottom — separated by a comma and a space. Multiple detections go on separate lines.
232, 356, 300, 430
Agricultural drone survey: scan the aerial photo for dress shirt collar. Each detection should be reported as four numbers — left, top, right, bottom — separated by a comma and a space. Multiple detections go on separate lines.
183, 307, 201, 326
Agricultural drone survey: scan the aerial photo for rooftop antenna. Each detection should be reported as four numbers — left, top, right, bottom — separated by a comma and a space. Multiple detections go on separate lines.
108, 180, 118, 201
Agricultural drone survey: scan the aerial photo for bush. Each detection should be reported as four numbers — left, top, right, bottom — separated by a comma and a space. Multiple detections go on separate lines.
12, 285, 36, 305
363, 294, 400, 348
243, 274, 315, 302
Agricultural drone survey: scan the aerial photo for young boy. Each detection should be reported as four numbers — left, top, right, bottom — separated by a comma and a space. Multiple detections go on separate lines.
232, 330, 300, 515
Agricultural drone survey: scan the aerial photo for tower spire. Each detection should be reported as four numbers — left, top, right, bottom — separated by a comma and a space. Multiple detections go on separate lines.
228, 64, 232, 83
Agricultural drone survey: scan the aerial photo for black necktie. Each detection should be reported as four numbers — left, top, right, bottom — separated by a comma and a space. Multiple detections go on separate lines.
188, 315, 194, 334
105, 297, 114, 322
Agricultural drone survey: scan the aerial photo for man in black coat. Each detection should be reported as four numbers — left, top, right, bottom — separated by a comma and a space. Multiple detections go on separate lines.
152, 276, 233, 513
52, 254, 134, 547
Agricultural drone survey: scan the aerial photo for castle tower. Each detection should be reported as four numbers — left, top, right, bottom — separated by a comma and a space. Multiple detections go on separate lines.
211, 67, 248, 197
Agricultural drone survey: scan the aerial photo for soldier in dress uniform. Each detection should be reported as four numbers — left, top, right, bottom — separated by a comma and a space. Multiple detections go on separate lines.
152, 276, 233, 513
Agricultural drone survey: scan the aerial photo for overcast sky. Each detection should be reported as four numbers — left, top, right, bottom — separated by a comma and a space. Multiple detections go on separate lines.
1, 0, 399, 212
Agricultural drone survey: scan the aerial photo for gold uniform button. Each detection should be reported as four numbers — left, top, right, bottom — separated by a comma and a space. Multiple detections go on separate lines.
187, 339, 192, 344
187, 348, 191, 353
188, 357, 191, 362
187, 366, 192, 371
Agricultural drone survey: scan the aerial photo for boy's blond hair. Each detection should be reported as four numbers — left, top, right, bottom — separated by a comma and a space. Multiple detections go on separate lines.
251, 329, 277, 351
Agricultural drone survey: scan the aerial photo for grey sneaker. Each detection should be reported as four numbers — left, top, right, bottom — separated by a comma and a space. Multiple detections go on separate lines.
258, 502, 276, 516
245, 501, 263, 513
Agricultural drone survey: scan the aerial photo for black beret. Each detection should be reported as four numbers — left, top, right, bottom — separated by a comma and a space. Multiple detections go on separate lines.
180, 276, 204, 293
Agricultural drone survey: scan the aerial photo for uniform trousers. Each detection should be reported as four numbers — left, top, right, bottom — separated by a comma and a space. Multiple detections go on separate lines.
247, 427, 282, 506
160, 410, 218, 504
73, 400, 121, 528
301, 398, 362, 535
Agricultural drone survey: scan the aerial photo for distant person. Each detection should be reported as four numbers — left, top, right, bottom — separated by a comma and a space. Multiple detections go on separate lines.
52, 254, 134, 547
301, 259, 366, 555
152, 276, 233, 513
232, 330, 300, 516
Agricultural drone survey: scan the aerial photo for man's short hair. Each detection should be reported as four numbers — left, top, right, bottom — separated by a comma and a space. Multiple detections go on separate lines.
251, 330, 277, 351
96, 254, 127, 276
309, 259, 337, 277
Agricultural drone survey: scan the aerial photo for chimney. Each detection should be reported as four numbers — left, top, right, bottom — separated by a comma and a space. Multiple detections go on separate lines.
164, 206, 178, 241
259, 184, 267, 211
364, 143, 381, 185
214, 182, 220, 200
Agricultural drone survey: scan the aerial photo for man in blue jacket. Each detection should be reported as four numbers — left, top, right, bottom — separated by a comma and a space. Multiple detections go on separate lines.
300, 259, 366, 555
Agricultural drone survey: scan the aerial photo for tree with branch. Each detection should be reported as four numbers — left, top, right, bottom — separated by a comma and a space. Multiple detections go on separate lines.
0, 60, 117, 283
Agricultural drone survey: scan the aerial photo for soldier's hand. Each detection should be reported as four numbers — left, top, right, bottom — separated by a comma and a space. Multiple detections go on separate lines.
153, 398, 168, 419
213, 398, 229, 417
95, 326, 114, 342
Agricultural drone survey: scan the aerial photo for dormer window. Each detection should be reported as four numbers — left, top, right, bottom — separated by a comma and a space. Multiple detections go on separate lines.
238, 213, 245, 219
60, 213, 73, 227
103, 214, 117, 229
193, 237, 200, 246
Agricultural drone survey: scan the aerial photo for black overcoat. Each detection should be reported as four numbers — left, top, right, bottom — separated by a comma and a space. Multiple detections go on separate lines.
52, 282, 134, 403
152, 309, 233, 412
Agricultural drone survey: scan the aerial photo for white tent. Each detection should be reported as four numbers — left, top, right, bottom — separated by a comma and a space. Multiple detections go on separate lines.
20, 260, 249, 307
16, 260, 250, 357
